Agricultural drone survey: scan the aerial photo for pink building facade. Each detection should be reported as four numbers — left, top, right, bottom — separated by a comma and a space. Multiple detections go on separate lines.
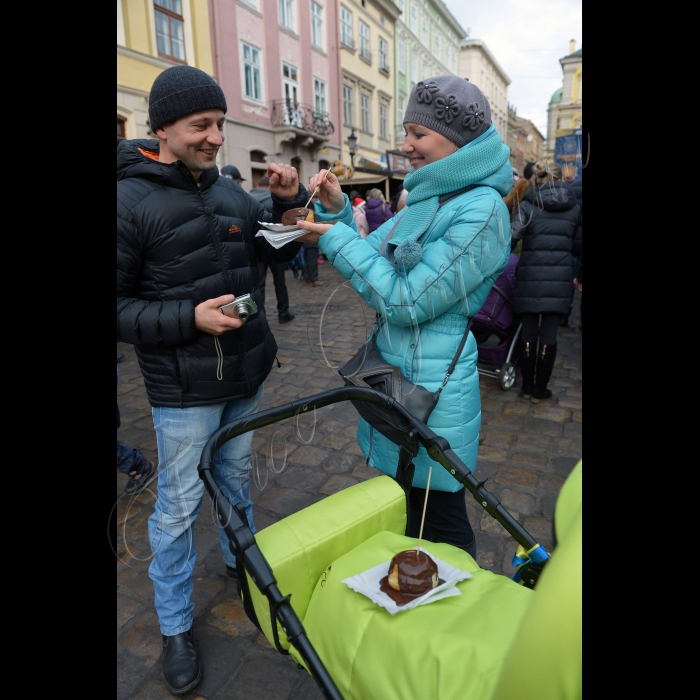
209, 0, 341, 187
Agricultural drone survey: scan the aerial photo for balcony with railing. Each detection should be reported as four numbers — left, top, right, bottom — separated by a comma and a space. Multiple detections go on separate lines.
270, 100, 335, 153
271, 100, 334, 136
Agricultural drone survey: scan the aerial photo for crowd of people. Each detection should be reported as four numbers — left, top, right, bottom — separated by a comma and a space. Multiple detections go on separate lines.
117, 65, 583, 697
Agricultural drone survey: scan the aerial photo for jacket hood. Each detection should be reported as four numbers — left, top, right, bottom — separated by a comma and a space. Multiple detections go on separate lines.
481, 158, 518, 197
524, 180, 577, 212
116, 139, 219, 191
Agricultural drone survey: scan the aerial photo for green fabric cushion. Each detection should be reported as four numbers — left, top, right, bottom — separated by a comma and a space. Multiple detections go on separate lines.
488, 461, 582, 700
292, 530, 533, 700
246, 476, 407, 651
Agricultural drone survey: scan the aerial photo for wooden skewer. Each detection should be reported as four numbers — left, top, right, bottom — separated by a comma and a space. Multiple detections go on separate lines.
304, 170, 329, 209
416, 467, 433, 555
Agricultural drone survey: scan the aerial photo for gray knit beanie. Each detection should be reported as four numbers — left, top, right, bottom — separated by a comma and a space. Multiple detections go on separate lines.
403, 75, 491, 148
148, 66, 227, 131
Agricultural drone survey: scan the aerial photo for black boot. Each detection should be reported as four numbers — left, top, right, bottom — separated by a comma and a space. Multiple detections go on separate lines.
531, 343, 557, 404
520, 341, 536, 399
162, 629, 203, 695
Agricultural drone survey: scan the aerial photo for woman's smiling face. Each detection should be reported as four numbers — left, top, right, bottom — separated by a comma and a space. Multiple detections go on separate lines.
402, 123, 458, 170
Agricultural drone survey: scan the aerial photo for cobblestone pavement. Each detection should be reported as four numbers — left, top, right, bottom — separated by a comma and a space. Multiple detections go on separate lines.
116, 261, 582, 700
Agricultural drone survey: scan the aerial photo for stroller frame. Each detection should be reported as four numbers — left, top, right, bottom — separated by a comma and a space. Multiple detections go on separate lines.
474, 253, 522, 391
476, 317, 522, 391
198, 386, 550, 700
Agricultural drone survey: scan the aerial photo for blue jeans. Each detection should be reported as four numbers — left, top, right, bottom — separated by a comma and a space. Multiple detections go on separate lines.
117, 440, 145, 475
148, 386, 264, 636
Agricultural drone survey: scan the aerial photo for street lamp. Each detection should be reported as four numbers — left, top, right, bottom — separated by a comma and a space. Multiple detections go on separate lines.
348, 129, 358, 168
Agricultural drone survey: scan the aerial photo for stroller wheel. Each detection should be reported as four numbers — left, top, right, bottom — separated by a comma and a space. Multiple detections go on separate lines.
499, 363, 517, 391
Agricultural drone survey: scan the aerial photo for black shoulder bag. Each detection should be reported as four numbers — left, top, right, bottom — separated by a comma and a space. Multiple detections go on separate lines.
338, 317, 473, 455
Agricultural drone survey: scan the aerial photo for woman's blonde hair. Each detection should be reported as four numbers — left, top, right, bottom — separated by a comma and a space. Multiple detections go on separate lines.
367, 188, 387, 203
534, 161, 562, 185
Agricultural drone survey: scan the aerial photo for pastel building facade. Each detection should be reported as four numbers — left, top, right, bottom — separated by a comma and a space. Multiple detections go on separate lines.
336, 0, 401, 191
208, 0, 341, 187
459, 38, 509, 141
545, 40, 583, 163
392, 0, 466, 150
117, 0, 215, 145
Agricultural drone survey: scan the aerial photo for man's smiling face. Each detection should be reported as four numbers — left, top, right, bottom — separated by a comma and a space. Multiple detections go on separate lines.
156, 109, 225, 180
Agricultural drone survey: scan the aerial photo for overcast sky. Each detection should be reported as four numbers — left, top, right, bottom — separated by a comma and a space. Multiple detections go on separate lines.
441, 0, 583, 135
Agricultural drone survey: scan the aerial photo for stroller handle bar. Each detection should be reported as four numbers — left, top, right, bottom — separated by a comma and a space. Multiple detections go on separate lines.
199, 387, 541, 552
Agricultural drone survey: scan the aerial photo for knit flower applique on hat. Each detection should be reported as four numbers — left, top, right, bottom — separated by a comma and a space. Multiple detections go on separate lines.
463, 103, 486, 131
416, 80, 440, 104
435, 95, 461, 124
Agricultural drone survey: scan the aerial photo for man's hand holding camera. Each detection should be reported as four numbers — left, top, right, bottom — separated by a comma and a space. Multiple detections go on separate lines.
195, 295, 246, 336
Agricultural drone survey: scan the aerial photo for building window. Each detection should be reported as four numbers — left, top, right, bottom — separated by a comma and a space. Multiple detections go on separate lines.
117, 115, 127, 143
434, 34, 440, 57
379, 37, 389, 72
397, 0, 404, 9
398, 94, 405, 127
422, 60, 430, 81
341, 7, 353, 49
311, 2, 324, 49
343, 84, 354, 125
278, 0, 295, 31
314, 78, 327, 117
242, 42, 263, 101
411, 53, 417, 84
398, 40, 405, 74
380, 103, 388, 140
251, 150, 268, 163
154, 0, 186, 63
410, 6, 417, 33
361, 93, 371, 132
239, 0, 257, 7
422, 18, 428, 45
359, 21, 370, 60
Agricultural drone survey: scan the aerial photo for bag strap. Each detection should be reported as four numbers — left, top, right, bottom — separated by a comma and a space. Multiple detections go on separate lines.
436, 318, 474, 398
372, 314, 473, 398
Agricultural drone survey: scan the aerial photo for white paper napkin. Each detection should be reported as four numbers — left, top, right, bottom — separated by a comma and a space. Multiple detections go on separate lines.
341, 548, 473, 616
256, 222, 308, 249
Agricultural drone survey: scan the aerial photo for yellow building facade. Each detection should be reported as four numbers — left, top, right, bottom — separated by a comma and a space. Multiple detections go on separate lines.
338, 0, 402, 195
117, 0, 215, 145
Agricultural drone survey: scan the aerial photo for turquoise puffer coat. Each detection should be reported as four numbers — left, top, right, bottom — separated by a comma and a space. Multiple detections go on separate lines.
318, 162, 512, 492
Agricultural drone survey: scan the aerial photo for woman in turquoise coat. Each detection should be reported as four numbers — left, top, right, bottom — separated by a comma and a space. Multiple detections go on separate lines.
299, 76, 513, 560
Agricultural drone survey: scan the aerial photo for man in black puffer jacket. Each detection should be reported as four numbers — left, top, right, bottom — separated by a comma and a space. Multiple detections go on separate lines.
117, 66, 318, 696
565, 173, 583, 326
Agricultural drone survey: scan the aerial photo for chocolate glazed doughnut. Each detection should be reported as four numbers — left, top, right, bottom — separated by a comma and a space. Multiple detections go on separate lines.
281, 208, 318, 226
380, 550, 444, 606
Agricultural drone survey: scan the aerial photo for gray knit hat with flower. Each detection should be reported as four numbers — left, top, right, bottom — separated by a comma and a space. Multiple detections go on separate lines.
148, 66, 227, 131
403, 75, 491, 148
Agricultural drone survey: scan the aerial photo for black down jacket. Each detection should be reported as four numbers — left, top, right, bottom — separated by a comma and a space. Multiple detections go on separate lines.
117, 139, 307, 408
569, 174, 582, 257
511, 181, 581, 316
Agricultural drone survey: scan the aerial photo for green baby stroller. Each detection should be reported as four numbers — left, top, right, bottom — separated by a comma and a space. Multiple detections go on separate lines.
198, 387, 582, 700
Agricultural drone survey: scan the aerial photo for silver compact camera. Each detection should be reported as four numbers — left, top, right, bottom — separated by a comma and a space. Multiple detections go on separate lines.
219, 294, 259, 322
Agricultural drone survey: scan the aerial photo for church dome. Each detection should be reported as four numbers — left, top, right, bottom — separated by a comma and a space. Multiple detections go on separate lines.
550, 87, 563, 104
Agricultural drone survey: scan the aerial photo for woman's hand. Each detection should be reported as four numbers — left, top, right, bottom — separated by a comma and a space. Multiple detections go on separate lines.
308, 169, 346, 214
295, 222, 336, 240
267, 163, 300, 201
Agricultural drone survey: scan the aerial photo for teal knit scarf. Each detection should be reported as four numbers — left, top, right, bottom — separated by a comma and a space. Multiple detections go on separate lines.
383, 124, 510, 272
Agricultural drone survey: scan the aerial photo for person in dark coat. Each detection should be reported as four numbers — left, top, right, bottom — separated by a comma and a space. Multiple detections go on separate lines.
563, 173, 583, 326
511, 161, 580, 403
251, 176, 295, 323
364, 188, 393, 233
116, 65, 317, 696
